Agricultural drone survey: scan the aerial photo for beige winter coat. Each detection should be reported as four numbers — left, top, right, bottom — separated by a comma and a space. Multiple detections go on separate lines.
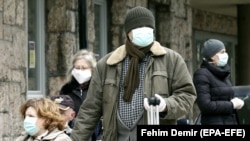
15, 129, 72, 141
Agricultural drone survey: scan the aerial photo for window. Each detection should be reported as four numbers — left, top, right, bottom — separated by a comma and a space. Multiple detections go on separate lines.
94, 0, 107, 58
26, 0, 45, 98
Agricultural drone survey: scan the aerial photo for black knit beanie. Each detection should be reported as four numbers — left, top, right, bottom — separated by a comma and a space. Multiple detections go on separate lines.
124, 6, 155, 33
202, 39, 225, 60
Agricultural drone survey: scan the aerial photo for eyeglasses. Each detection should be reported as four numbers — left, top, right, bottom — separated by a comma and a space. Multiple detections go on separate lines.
74, 66, 90, 70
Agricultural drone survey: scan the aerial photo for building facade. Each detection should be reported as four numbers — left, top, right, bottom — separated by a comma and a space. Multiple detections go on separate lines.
0, 0, 250, 140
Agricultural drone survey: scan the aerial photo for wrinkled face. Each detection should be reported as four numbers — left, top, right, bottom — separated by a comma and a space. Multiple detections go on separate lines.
59, 108, 75, 123
74, 59, 91, 71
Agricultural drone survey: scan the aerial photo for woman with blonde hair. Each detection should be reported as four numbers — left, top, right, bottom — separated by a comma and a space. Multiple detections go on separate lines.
15, 97, 72, 141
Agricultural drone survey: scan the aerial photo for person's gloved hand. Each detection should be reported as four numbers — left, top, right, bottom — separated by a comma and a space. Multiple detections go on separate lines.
144, 97, 151, 111
154, 94, 166, 112
231, 97, 244, 109
144, 94, 166, 112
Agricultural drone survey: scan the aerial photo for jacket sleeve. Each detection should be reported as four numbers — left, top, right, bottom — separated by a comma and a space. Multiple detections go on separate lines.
163, 52, 197, 120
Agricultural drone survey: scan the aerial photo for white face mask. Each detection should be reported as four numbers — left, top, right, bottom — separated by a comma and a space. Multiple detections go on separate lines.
131, 27, 154, 47
217, 53, 228, 67
71, 68, 92, 84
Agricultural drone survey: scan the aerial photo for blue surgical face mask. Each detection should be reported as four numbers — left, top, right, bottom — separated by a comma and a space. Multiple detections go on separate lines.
131, 27, 154, 47
217, 52, 228, 67
23, 116, 40, 136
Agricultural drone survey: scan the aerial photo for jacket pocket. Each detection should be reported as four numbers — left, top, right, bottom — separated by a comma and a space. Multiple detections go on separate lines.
152, 71, 170, 96
103, 79, 117, 103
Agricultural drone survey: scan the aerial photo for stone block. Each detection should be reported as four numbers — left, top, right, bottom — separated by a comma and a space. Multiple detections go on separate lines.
16, 0, 24, 26
0, 0, 3, 11
3, 0, 15, 25
13, 29, 26, 68
47, 34, 59, 72
48, 76, 67, 96
3, 25, 12, 41
0, 14, 3, 39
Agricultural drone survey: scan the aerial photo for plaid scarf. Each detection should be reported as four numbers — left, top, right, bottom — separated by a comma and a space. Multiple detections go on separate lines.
123, 40, 152, 102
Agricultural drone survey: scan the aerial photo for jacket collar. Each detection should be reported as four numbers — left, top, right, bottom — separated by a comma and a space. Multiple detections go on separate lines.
107, 41, 167, 65
19, 129, 65, 140
201, 60, 230, 79
41, 129, 65, 140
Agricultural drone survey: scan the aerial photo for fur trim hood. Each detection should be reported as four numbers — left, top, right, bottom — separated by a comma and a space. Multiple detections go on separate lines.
106, 41, 167, 65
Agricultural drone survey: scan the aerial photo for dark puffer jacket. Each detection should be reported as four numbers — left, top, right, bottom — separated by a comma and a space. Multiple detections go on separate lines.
193, 60, 238, 125
60, 78, 89, 115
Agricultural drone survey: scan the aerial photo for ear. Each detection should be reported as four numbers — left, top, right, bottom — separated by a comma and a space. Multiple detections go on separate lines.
70, 111, 76, 120
210, 55, 218, 62
127, 31, 133, 41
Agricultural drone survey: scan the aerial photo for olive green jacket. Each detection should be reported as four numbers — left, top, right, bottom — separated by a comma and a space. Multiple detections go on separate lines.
70, 41, 196, 141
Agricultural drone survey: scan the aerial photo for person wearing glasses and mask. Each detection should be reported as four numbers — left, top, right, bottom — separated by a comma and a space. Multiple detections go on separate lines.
70, 6, 196, 141
193, 39, 244, 125
59, 49, 102, 141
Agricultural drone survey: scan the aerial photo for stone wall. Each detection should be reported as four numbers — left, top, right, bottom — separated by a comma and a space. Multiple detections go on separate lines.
0, 0, 27, 140
46, 0, 79, 96
0, 0, 79, 140
193, 8, 237, 36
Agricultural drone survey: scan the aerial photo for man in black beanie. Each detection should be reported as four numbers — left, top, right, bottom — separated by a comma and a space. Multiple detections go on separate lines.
71, 6, 196, 141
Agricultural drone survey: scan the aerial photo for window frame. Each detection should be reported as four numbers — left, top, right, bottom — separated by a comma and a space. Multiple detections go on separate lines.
94, 0, 107, 58
26, 0, 46, 99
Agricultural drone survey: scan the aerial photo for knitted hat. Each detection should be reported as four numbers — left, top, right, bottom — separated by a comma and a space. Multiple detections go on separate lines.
124, 6, 155, 33
202, 39, 225, 60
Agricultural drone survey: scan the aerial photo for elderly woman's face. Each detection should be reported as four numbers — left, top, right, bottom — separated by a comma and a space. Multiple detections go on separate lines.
74, 58, 91, 71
